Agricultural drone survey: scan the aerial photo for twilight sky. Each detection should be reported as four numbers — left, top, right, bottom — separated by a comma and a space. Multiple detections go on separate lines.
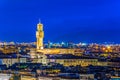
0, 0, 120, 43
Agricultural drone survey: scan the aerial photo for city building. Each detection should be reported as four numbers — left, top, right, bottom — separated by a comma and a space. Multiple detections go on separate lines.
20, 75, 37, 80
0, 74, 12, 80
36, 20, 44, 50
30, 21, 83, 58
0, 54, 27, 67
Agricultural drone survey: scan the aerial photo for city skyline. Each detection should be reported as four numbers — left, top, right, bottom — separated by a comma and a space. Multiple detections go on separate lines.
0, 0, 120, 43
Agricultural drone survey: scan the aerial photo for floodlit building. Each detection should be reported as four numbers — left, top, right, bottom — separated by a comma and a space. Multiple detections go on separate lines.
34, 21, 83, 55
36, 20, 44, 50
0, 57, 27, 67
29, 21, 110, 67
20, 75, 37, 80
31, 54, 108, 67
38, 77, 60, 80
0, 74, 12, 80
80, 74, 94, 80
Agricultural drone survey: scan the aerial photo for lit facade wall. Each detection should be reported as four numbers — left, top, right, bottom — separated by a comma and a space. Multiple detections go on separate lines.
37, 48, 82, 55
32, 57, 108, 67
1, 58, 27, 67
2, 58, 18, 67
0, 74, 12, 80
21, 76, 37, 80
54, 59, 108, 66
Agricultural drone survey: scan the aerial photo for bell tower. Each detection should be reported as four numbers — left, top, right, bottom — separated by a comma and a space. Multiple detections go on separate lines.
36, 20, 44, 50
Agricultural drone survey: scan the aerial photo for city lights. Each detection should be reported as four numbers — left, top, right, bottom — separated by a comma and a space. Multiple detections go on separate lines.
0, 0, 120, 79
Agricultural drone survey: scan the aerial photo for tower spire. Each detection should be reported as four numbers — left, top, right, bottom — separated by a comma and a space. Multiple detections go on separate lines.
39, 18, 41, 23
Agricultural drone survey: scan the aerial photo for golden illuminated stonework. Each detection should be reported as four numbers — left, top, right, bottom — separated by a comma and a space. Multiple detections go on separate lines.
36, 21, 44, 50
35, 21, 83, 55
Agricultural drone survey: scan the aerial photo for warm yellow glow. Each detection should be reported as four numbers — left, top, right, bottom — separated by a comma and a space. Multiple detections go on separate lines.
107, 46, 111, 49
102, 47, 106, 51
106, 46, 112, 52
37, 48, 76, 54
36, 22, 44, 50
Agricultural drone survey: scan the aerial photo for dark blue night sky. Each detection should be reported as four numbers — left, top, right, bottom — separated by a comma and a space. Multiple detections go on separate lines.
0, 0, 120, 43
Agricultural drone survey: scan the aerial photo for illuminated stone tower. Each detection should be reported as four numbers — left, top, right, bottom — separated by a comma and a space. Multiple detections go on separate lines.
36, 20, 44, 50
